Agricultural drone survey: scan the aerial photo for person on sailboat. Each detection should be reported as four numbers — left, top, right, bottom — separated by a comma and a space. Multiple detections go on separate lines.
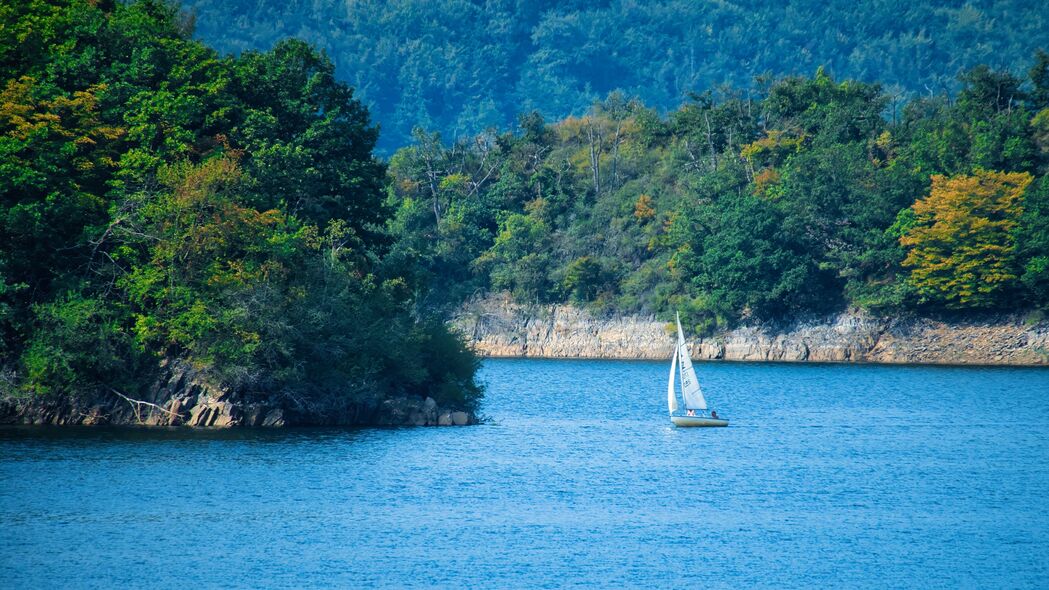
711, 410, 718, 419
686, 409, 695, 417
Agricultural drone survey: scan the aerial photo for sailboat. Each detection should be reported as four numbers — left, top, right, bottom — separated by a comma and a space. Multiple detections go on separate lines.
668, 313, 728, 427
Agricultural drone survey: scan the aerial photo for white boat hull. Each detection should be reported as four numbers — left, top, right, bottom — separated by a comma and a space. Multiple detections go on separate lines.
671, 415, 729, 427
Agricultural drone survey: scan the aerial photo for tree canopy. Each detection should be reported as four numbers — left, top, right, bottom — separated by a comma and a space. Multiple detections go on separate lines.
1, 0, 481, 411
386, 63, 1049, 332
180, 0, 1049, 151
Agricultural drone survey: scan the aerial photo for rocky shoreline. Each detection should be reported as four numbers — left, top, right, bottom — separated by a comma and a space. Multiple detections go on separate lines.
452, 295, 1049, 365
6, 297, 1045, 428
0, 359, 478, 428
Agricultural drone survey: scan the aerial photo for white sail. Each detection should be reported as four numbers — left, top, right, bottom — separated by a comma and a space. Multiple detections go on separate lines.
667, 348, 679, 415
676, 313, 708, 411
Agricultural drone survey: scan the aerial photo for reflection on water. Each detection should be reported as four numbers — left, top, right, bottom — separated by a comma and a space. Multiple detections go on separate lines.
2, 360, 1048, 588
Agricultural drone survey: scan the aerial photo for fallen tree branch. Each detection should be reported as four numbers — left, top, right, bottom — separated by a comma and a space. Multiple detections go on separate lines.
108, 387, 180, 423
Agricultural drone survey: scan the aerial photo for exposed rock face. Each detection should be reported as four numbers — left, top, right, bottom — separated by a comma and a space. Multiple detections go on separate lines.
0, 359, 478, 428
377, 395, 477, 426
452, 295, 1049, 365
453, 297, 670, 359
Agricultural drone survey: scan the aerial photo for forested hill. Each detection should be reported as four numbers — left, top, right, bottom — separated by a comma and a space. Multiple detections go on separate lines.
1, 0, 480, 412
385, 63, 1049, 333
179, 0, 1049, 151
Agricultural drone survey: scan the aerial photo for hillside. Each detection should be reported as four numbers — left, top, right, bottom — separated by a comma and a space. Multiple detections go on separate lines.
3, 0, 1048, 418
0, 0, 481, 420
180, 0, 1049, 151
385, 64, 1049, 333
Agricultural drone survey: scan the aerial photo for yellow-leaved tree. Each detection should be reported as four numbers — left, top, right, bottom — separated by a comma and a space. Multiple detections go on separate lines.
901, 170, 1033, 308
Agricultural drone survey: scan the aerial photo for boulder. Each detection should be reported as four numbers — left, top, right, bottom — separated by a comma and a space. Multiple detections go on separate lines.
210, 402, 235, 427
81, 406, 107, 426
243, 405, 266, 427
187, 404, 210, 426
261, 408, 285, 427
423, 397, 438, 425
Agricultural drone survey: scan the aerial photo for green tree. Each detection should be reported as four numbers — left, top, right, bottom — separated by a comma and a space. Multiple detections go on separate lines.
230, 39, 387, 238
1017, 175, 1049, 306
477, 204, 553, 302
560, 256, 610, 302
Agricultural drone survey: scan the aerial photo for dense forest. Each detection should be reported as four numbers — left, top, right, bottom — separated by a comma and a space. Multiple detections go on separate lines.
180, 0, 1049, 151
3, 0, 1048, 404
386, 60, 1049, 332
0, 0, 481, 410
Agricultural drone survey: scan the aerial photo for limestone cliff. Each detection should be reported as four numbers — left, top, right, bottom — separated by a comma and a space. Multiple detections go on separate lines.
452, 295, 1049, 365
0, 359, 478, 427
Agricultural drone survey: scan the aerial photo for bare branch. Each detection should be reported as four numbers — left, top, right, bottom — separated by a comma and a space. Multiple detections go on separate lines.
109, 387, 180, 423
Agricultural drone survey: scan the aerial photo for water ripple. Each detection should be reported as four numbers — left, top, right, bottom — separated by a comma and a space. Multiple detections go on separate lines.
1, 360, 1047, 588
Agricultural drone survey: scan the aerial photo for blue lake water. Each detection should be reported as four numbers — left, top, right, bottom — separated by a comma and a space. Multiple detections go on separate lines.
2, 359, 1048, 588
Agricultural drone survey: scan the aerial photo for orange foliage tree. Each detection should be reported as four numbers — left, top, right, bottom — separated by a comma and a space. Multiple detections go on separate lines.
901, 170, 1033, 308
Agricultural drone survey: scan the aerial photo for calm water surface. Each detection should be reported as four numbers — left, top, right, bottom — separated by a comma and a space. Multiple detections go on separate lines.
2, 360, 1048, 588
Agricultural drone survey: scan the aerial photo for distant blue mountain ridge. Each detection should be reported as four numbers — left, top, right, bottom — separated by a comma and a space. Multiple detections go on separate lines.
181, 0, 1049, 151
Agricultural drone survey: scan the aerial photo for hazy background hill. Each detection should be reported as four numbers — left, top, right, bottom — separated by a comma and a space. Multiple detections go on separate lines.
180, 0, 1049, 151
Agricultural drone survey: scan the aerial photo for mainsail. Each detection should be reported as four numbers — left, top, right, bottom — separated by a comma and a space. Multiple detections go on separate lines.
675, 313, 708, 411
667, 348, 678, 415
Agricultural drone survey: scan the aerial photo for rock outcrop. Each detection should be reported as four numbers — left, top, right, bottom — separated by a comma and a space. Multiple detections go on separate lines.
452, 295, 1049, 365
376, 395, 479, 426
0, 359, 478, 427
